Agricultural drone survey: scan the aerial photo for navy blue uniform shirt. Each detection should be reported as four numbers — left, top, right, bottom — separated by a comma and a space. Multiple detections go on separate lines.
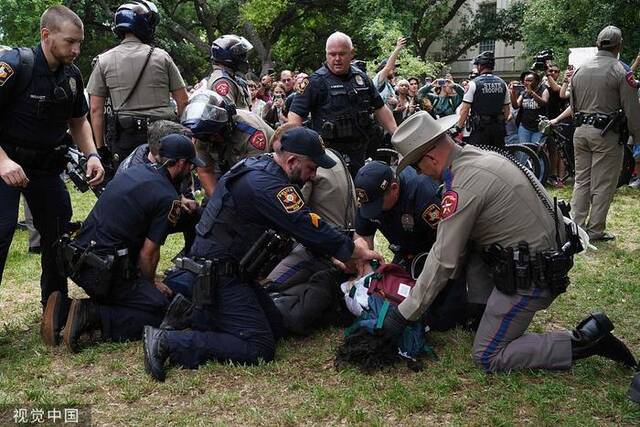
290, 64, 384, 119
355, 168, 442, 255
75, 163, 178, 256
0, 45, 88, 144
192, 155, 354, 262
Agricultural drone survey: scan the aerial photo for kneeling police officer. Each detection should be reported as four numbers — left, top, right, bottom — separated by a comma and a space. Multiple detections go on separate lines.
42, 134, 204, 351
379, 111, 636, 373
142, 127, 381, 381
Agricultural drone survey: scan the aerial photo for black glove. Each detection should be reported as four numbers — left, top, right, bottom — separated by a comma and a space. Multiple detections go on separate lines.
379, 304, 408, 342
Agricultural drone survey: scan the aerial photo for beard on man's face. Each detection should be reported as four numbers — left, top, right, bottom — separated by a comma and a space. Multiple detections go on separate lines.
287, 165, 306, 188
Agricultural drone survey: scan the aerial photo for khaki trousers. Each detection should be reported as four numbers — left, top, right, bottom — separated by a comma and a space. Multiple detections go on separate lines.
571, 126, 623, 238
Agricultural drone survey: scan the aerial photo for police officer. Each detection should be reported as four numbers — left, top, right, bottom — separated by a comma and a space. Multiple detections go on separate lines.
181, 90, 273, 196
570, 26, 640, 241
206, 35, 253, 110
87, 0, 188, 168
41, 134, 204, 350
456, 51, 510, 148
288, 31, 397, 177
265, 123, 357, 336
353, 161, 441, 269
0, 6, 104, 308
142, 127, 382, 381
378, 111, 636, 373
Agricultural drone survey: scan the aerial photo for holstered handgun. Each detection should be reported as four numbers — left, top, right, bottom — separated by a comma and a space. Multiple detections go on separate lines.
174, 257, 214, 308
484, 243, 516, 295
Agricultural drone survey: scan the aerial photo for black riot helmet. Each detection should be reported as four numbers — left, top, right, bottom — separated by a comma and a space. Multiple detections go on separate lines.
180, 90, 237, 140
113, 1, 159, 43
473, 51, 495, 69
210, 35, 253, 74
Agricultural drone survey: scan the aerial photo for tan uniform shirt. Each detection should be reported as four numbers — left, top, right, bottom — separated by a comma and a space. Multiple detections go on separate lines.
301, 149, 356, 229
399, 144, 567, 321
570, 50, 640, 139
206, 66, 251, 110
195, 109, 273, 174
87, 37, 185, 120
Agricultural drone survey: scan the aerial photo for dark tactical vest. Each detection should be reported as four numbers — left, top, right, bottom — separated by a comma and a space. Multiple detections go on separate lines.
471, 73, 507, 116
311, 66, 375, 142
191, 156, 274, 261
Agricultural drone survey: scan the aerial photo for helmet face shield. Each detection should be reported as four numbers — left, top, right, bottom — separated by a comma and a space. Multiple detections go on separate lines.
181, 91, 230, 138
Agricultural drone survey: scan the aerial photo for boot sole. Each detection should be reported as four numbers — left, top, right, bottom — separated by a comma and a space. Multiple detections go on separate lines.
41, 292, 62, 346
62, 299, 82, 353
143, 326, 166, 382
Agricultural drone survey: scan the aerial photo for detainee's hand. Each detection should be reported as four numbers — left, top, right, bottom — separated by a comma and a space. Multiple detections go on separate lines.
85, 156, 105, 186
154, 280, 174, 298
180, 196, 198, 214
0, 157, 28, 188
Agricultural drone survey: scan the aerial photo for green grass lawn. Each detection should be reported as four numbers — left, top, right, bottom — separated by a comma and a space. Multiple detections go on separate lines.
0, 183, 639, 426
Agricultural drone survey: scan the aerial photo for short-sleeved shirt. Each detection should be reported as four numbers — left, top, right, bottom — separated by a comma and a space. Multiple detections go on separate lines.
571, 51, 640, 140
290, 64, 385, 120
195, 109, 274, 174
206, 66, 251, 110
75, 163, 179, 257
0, 44, 87, 144
87, 36, 185, 120
519, 85, 547, 131
355, 168, 441, 255
462, 73, 510, 116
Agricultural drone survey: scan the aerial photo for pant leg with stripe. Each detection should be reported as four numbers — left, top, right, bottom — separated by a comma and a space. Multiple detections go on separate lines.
472, 287, 572, 372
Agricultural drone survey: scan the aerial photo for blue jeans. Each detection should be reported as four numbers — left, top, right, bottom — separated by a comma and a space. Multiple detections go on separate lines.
517, 125, 543, 144
0, 171, 72, 305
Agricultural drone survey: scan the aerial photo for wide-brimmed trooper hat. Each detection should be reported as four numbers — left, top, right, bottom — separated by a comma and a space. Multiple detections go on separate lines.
391, 111, 458, 173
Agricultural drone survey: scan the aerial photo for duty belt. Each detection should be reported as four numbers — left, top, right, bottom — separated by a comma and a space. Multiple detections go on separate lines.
573, 112, 612, 130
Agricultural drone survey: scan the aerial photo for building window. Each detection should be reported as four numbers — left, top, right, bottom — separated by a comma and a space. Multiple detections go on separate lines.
478, 2, 497, 53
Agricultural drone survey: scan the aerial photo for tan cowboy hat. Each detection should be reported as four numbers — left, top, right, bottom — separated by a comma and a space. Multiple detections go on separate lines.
391, 111, 458, 173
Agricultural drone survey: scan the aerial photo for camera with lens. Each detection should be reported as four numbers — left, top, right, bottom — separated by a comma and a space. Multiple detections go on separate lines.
531, 49, 554, 71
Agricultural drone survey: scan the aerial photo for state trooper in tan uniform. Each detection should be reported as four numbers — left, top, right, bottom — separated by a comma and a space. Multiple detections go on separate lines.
87, 1, 188, 167
377, 111, 637, 373
205, 35, 252, 110
180, 90, 272, 196
570, 25, 640, 241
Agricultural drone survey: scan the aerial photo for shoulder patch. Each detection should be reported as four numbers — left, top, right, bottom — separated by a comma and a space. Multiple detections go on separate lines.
355, 188, 369, 205
0, 62, 15, 87
625, 71, 639, 89
167, 200, 182, 226
249, 130, 267, 150
277, 186, 305, 213
214, 80, 230, 97
297, 77, 309, 95
441, 191, 458, 219
422, 204, 442, 229
354, 74, 364, 86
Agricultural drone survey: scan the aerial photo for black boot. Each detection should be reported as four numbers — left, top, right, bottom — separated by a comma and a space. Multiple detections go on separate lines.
159, 293, 193, 330
41, 291, 70, 346
571, 312, 637, 368
62, 299, 102, 353
629, 372, 640, 404
143, 326, 169, 382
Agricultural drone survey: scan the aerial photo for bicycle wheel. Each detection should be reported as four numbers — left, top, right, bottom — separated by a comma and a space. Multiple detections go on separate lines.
617, 144, 635, 187
523, 142, 550, 185
505, 144, 542, 182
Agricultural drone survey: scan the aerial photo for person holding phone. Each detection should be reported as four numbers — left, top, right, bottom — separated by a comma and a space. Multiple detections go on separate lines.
262, 82, 288, 129
514, 72, 549, 144
416, 77, 464, 119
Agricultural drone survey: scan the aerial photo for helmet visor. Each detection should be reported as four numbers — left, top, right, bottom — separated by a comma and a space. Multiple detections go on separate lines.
181, 93, 229, 127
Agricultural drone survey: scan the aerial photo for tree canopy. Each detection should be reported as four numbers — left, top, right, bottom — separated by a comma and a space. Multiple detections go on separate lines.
1, 0, 530, 83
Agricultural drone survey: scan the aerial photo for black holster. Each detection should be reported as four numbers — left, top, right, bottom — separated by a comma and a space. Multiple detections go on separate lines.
174, 257, 215, 308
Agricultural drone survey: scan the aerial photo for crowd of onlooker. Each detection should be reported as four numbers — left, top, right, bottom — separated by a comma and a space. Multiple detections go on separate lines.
239, 44, 640, 189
